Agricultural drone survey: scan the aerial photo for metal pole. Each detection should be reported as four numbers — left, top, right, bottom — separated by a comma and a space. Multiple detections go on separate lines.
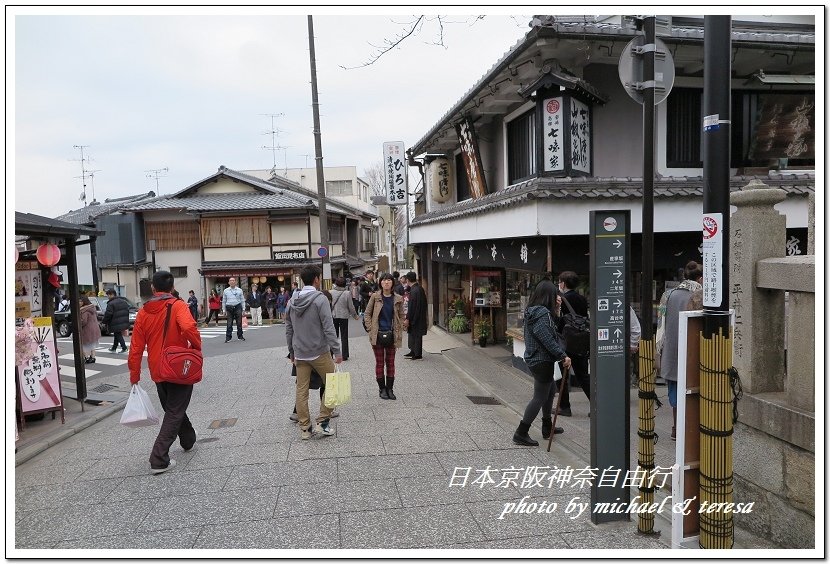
636, 14, 659, 536
65, 239, 86, 408
699, 15, 734, 549
308, 15, 331, 288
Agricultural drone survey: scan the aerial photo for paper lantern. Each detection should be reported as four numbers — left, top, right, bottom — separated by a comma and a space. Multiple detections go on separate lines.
429, 157, 453, 204
36, 243, 61, 267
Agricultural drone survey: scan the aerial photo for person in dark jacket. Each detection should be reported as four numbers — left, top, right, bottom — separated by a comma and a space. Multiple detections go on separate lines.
392, 271, 405, 296
403, 271, 427, 360
359, 271, 377, 313
103, 288, 130, 353
246, 284, 263, 326
555, 271, 591, 417
514, 280, 571, 446
187, 290, 199, 321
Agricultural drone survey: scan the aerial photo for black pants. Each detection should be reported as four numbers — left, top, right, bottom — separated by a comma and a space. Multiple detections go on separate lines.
559, 354, 590, 409
522, 361, 557, 425
111, 331, 127, 350
333, 317, 350, 359
205, 309, 220, 324
225, 304, 243, 339
407, 331, 424, 357
150, 381, 196, 469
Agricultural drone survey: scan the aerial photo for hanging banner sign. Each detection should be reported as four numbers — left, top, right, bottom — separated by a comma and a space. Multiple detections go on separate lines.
455, 117, 488, 198
543, 97, 565, 173
383, 141, 408, 206
702, 213, 723, 307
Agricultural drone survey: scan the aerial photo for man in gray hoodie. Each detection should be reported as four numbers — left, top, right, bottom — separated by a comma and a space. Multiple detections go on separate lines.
285, 265, 343, 439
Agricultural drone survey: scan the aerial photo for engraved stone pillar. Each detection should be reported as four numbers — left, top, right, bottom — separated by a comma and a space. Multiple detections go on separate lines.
729, 180, 787, 393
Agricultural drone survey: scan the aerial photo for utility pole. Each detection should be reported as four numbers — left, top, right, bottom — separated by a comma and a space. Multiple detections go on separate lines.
145, 167, 169, 193
72, 145, 90, 205
308, 15, 331, 288
699, 15, 734, 550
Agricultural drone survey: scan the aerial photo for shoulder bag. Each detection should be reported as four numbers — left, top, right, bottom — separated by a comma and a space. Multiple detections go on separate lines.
159, 301, 204, 385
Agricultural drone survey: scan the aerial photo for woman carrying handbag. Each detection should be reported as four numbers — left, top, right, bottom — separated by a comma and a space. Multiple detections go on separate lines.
363, 273, 404, 400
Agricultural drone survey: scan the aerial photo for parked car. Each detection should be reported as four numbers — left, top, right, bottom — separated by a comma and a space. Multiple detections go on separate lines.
53, 296, 138, 338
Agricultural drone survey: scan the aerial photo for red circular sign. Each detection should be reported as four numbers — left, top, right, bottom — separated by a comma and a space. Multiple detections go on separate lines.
702, 216, 718, 239
546, 99, 560, 114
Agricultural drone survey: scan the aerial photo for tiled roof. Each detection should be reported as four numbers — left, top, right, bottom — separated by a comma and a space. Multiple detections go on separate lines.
55, 191, 157, 225
124, 166, 364, 217
411, 16, 814, 155
411, 172, 814, 226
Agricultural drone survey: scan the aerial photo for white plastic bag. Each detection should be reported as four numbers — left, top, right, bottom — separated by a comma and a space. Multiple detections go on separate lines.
554, 362, 563, 382
120, 384, 160, 427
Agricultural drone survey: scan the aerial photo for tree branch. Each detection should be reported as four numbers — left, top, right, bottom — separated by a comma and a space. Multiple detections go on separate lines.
339, 16, 425, 70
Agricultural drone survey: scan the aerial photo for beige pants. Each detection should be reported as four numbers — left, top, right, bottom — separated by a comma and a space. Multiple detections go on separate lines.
295, 353, 335, 430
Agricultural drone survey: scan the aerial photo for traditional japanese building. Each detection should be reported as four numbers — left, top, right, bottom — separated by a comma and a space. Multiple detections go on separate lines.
406, 15, 815, 349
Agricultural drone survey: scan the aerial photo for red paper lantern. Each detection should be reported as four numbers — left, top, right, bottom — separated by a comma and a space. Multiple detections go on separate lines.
36, 243, 61, 267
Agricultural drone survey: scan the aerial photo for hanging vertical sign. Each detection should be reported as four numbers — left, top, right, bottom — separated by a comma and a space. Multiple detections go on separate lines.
455, 117, 488, 198
15, 262, 42, 321
570, 98, 591, 174
383, 141, 408, 206
701, 213, 723, 307
543, 97, 565, 173
428, 157, 453, 203
17, 317, 64, 415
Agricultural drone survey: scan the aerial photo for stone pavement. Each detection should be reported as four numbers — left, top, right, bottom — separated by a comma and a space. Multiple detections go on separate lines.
13, 325, 770, 554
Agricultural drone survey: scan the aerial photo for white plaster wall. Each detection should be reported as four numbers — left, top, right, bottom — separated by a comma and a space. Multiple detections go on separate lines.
203, 247, 271, 261
153, 249, 203, 299
58, 244, 93, 286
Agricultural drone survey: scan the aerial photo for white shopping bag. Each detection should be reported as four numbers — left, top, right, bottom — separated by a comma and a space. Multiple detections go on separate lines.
120, 384, 160, 427
553, 362, 563, 382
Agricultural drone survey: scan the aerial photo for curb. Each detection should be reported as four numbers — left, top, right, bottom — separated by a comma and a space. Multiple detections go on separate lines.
15, 399, 127, 466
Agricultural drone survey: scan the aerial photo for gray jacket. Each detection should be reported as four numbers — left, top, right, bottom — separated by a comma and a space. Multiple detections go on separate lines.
285, 289, 341, 360
330, 286, 357, 319
658, 287, 695, 382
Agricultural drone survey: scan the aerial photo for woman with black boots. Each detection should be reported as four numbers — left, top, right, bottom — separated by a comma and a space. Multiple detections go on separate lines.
514, 280, 572, 446
363, 273, 404, 400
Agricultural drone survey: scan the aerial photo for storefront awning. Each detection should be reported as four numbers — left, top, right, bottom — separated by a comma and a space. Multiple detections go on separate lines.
201, 258, 347, 277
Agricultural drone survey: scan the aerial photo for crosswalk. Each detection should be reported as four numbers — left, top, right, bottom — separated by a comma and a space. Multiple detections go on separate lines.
55, 324, 275, 379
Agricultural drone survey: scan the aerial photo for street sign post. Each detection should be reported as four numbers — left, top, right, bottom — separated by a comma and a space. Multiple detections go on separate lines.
589, 209, 631, 524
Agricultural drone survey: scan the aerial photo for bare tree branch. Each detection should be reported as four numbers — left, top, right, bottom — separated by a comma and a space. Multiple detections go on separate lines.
340, 15, 490, 69
339, 16, 425, 70
363, 160, 386, 197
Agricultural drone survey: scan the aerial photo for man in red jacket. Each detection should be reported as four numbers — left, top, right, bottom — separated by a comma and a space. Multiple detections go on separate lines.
128, 270, 202, 474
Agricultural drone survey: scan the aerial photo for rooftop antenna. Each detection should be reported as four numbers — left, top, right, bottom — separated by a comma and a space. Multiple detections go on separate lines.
145, 167, 169, 192
260, 113, 285, 176
72, 144, 91, 205
85, 169, 102, 203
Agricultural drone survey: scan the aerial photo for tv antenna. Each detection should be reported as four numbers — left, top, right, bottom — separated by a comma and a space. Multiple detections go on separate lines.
260, 113, 286, 173
145, 167, 169, 192
301, 154, 312, 168
76, 169, 102, 203
72, 144, 91, 205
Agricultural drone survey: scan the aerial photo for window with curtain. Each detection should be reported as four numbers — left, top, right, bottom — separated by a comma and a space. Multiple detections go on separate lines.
200, 217, 270, 247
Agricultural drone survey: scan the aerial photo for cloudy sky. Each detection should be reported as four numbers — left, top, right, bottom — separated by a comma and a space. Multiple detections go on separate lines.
10, 7, 540, 219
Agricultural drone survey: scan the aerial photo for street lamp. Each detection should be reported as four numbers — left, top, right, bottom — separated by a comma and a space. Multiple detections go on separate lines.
148, 239, 157, 273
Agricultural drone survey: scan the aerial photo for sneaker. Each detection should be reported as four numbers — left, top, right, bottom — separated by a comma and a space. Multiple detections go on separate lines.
85, 357, 96, 364
109, 347, 117, 352
301, 428, 312, 440
225, 339, 232, 343
120, 347, 129, 353
330, 411, 340, 418
239, 336, 246, 341
317, 421, 335, 436
289, 413, 299, 422
151, 459, 177, 474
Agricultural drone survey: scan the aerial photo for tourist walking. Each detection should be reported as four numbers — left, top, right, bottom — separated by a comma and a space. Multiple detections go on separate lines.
128, 270, 202, 474
102, 288, 130, 353
330, 277, 359, 361
514, 279, 571, 446
247, 283, 263, 326
79, 294, 100, 364
187, 290, 199, 321
264, 286, 278, 323
363, 273, 404, 400
350, 279, 361, 314
555, 271, 591, 417
205, 290, 221, 326
403, 271, 427, 360
285, 265, 342, 440
278, 287, 290, 320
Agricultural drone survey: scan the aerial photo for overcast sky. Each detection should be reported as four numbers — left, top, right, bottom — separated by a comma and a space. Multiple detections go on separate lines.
10, 8, 538, 219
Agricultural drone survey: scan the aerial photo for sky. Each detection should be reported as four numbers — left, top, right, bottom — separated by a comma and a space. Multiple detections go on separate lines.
10, 7, 538, 219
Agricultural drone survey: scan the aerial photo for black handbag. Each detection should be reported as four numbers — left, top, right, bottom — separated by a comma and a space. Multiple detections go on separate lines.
377, 329, 394, 347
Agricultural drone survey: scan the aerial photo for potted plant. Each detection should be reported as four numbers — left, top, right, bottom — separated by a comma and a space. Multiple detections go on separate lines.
449, 314, 469, 334
475, 318, 492, 347
453, 297, 466, 316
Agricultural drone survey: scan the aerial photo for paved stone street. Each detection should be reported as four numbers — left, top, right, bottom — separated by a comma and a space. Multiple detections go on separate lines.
16, 325, 775, 554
